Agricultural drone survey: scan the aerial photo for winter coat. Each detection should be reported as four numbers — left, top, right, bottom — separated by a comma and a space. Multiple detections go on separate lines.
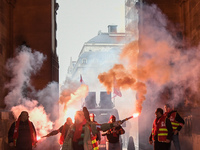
8, 120, 36, 150
62, 121, 114, 150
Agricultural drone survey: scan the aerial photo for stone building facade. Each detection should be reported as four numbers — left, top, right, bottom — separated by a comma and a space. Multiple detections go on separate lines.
68, 25, 126, 105
144, 0, 200, 47
135, 0, 200, 149
0, 0, 59, 149
0, 0, 59, 108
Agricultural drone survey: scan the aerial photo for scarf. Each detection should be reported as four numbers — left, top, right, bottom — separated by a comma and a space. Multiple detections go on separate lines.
73, 119, 87, 142
88, 124, 99, 150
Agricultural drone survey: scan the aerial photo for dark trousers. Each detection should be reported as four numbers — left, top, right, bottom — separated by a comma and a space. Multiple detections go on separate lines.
154, 140, 171, 150
171, 134, 181, 150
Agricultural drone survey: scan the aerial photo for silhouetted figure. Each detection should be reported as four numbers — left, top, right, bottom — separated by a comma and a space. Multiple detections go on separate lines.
42, 117, 73, 145
127, 136, 135, 150
8, 111, 37, 150
83, 106, 90, 121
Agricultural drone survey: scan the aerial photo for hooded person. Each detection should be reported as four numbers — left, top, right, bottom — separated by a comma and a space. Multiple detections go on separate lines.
61, 108, 122, 150
8, 111, 37, 150
83, 106, 90, 121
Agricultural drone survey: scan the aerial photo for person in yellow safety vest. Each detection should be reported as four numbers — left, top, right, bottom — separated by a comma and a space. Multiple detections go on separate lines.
61, 108, 122, 150
149, 108, 173, 150
164, 104, 185, 150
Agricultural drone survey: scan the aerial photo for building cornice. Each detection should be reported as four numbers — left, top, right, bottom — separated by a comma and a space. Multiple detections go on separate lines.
84, 43, 125, 46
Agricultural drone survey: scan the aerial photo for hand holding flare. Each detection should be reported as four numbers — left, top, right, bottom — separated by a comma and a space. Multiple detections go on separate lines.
119, 112, 140, 124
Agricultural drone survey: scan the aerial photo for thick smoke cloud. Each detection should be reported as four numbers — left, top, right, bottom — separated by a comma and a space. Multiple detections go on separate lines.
59, 77, 89, 111
98, 4, 200, 114
98, 63, 147, 113
95, 4, 200, 149
37, 82, 59, 121
138, 4, 200, 107
5, 45, 46, 107
4, 46, 61, 149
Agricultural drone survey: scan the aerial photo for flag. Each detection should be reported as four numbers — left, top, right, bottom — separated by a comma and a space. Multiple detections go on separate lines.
80, 74, 83, 83
113, 78, 122, 98
114, 86, 122, 97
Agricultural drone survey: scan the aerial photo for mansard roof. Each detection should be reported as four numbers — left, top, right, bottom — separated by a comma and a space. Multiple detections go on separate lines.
86, 32, 126, 44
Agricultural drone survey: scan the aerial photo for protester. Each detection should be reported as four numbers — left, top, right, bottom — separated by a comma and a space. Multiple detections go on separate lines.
61, 108, 122, 150
164, 104, 185, 150
89, 113, 96, 123
42, 117, 73, 145
103, 115, 125, 150
83, 106, 90, 121
89, 113, 101, 143
127, 136, 135, 150
149, 108, 173, 150
8, 111, 37, 150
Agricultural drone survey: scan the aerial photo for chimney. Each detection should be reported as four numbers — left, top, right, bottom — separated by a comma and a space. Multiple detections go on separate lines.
108, 25, 117, 33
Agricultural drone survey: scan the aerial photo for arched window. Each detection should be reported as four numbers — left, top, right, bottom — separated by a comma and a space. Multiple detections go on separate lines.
82, 58, 87, 64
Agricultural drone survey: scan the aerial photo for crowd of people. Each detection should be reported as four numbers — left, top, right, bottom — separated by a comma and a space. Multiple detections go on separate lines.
8, 104, 184, 150
8, 107, 124, 150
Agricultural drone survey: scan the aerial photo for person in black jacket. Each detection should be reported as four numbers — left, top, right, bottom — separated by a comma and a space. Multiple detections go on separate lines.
149, 108, 173, 150
8, 111, 37, 150
103, 115, 125, 150
164, 104, 185, 150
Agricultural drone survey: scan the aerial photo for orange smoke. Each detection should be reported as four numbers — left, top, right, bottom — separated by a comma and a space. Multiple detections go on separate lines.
134, 82, 147, 113
120, 41, 138, 67
98, 34, 175, 113
98, 41, 147, 113
59, 84, 89, 111
98, 40, 148, 113
98, 64, 136, 93
98, 64, 146, 113
136, 59, 171, 84
121, 40, 171, 84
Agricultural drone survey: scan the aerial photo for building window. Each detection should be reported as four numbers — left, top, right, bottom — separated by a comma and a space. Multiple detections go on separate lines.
82, 58, 87, 64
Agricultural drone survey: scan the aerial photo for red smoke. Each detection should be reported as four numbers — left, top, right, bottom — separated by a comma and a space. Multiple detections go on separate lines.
98, 41, 148, 113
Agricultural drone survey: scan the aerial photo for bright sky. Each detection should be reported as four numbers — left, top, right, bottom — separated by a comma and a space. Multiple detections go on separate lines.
57, 0, 125, 84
